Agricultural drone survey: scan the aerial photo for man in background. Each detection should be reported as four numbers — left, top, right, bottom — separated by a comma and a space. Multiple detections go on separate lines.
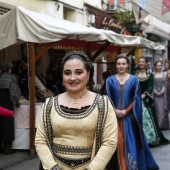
147, 61, 153, 73
0, 62, 21, 154
159, 57, 165, 71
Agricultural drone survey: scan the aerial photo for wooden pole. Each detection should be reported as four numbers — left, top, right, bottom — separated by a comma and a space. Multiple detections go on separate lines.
90, 41, 111, 62
35, 42, 56, 61
29, 43, 36, 157
126, 47, 136, 56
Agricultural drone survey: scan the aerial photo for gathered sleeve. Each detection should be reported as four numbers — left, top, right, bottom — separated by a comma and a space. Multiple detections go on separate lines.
35, 99, 57, 170
88, 97, 118, 170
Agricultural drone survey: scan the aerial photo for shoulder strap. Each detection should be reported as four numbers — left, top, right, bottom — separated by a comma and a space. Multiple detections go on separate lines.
43, 97, 53, 154
95, 95, 106, 154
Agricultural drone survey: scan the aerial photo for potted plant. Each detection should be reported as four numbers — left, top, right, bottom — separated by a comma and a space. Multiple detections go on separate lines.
113, 10, 140, 34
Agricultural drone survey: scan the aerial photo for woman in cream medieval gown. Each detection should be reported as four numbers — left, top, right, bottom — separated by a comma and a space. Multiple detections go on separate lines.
35, 51, 118, 170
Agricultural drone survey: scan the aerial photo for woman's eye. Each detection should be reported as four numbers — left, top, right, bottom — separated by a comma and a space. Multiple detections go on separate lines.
76, 71, 83, 75
64, 71, 71, 75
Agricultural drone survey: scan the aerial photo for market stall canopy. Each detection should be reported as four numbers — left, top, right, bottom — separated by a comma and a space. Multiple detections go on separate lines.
131, 0, 170, 24
0, 6, 164, 51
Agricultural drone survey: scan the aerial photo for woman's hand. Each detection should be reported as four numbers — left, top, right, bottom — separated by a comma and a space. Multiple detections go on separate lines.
141, 93, 146, 99
115, 109, 126, 118
156, 92, 162, 97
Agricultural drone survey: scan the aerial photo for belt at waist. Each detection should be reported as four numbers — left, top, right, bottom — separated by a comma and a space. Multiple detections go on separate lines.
54, 153, 91, 169
52, 144, 92, 155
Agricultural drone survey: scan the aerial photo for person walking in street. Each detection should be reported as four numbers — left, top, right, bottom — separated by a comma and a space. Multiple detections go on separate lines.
136, 57, 170, 146
147, 61, 153, 73
153, 61, 169, 130
35, 51, 118, 170
105, 55, 159, 170
0, 62, 21, 154
158, 57, 165, 71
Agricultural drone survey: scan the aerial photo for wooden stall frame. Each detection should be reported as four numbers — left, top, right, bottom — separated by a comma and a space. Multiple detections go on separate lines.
29, 43, 36, 157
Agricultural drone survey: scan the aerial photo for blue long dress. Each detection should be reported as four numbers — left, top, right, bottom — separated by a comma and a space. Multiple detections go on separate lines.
105, 75, 159, 170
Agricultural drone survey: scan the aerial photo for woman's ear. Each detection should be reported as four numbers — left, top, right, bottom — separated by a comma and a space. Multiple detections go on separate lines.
87, 72, 90, 80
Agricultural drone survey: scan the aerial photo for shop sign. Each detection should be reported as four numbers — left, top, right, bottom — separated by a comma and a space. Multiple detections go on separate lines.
96, 14, 123, 34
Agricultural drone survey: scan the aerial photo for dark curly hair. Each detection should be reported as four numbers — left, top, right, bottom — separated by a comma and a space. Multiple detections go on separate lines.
138, 57, 148, 63
61, 51, 94, 81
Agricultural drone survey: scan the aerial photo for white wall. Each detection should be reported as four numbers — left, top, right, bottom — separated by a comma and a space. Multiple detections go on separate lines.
61, 0, 83, 8
0, 0, 102, 23
0, 0, 62, 18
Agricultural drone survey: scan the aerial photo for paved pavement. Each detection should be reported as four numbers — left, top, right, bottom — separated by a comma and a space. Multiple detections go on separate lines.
0, 150, 39, 170
150, 130, 170, 170
0, 130, 170, 170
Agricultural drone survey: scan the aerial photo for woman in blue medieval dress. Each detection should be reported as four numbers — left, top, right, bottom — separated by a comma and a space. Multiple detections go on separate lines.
105, 55, 159, 170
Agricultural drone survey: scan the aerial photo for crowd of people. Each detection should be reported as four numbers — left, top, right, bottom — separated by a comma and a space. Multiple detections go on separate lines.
136, 57, 169, 146
0, 50, 170, 170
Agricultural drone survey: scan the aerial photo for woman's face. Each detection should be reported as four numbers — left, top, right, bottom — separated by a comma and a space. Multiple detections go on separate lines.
155, 62, 162, 72
63, 59, 90, 93
165, 63, 169, 71
138, 58, 147, 69
116, 58, 129, 74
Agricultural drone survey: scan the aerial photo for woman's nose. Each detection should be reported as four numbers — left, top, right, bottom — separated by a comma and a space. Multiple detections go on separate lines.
70, 73, 76, 80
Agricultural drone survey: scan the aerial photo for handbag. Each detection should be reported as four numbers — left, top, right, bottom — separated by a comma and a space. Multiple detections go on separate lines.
0, 106, 14, 117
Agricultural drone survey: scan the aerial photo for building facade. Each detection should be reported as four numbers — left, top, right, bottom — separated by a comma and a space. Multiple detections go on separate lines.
1, 0, 167, 87
0, 0, 127, 88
